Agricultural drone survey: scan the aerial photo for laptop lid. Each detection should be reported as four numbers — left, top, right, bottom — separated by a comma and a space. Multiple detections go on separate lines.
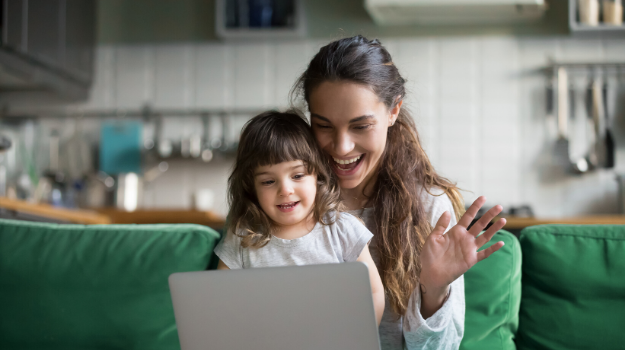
169, 262, 381, 350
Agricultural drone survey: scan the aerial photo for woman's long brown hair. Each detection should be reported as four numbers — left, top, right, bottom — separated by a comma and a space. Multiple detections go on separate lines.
291, 36, 465, 317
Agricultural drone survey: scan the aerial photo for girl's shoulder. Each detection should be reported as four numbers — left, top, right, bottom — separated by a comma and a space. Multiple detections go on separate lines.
322, 211, 364, 227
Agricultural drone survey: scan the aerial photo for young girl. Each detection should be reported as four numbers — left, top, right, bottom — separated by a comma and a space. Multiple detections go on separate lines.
214, 110, 385, 325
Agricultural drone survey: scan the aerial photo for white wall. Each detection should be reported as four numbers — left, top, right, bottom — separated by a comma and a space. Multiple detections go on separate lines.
54, 37, 625, 218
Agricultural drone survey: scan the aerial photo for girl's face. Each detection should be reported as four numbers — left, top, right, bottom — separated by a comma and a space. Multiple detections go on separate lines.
309, 81, 400, 190
254, 160, 317, 232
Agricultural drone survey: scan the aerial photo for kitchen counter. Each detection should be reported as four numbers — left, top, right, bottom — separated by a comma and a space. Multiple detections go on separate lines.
499, 215, 625, 230
0, 197, 225, 229
95, 208, 225, 229
0, 197, 111, 224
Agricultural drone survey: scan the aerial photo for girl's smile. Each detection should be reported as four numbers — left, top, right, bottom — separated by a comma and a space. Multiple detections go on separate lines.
276, 201, 300, 212
254, 160, 317, 238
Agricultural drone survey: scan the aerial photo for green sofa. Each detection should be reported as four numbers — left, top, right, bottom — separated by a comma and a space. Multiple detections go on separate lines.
0, 219, 220, 350
461, 225, 625, 350
1, 219, 623, 349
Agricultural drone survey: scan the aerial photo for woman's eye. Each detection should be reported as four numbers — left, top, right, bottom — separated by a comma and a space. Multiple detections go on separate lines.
354, 124, 371, 130
315, 124, 332, 129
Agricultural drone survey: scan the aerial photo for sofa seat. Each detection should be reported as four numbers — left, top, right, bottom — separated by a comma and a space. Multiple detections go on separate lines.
0, 219, 220, 350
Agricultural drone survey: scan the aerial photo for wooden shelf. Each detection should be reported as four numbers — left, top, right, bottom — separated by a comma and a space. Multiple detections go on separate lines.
569, 0, 625, 37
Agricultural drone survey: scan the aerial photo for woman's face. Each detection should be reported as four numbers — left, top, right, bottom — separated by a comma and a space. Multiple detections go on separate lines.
309, 81, 400, 190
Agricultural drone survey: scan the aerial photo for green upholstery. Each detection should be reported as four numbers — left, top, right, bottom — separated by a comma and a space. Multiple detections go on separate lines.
516, 225, 625, 350
0, 219, 220, 350
461, 230, 522, 350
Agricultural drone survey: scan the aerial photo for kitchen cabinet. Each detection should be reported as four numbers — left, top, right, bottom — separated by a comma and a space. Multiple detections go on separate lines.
0, 0, 96, 101
215, 0, 306, 40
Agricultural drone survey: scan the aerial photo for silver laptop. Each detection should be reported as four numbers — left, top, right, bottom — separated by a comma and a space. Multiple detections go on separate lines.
169, 262, 381, 350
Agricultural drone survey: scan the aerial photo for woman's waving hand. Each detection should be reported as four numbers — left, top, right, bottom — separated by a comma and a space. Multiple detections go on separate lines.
419, 196, 507, 318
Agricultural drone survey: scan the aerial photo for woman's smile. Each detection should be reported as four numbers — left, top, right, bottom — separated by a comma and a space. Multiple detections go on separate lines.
331, 154, 366, 176
309, 81, 399, 193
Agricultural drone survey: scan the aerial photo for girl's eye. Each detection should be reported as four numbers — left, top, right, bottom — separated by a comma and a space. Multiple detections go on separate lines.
260, 180, 274, 186
293, 174, 306, 180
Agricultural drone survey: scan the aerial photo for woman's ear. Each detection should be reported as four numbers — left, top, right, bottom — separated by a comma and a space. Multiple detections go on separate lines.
389, 96, 402, 126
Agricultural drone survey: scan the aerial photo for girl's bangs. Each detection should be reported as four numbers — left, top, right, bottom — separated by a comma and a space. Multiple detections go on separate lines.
252, 128, 316, 172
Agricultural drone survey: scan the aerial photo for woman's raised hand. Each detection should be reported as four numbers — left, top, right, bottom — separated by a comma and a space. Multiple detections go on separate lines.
419, 196, 506, 292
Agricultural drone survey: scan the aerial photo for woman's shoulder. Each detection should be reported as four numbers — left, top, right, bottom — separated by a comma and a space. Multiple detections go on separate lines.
418, 186, 452, 206
418, 186, 457, 227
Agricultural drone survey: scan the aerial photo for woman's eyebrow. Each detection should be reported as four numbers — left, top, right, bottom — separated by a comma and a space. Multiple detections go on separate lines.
349, 115, 375, 123
311, 113, 375, 124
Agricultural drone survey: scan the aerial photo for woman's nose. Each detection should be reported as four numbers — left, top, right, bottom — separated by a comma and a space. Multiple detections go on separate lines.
333, 130, 354, 156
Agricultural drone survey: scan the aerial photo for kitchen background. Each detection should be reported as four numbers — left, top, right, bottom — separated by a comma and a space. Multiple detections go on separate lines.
1, 0, 625, 222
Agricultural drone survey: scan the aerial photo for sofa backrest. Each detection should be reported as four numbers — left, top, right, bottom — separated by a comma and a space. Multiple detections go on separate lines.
0, 219, 220, 350
461, 230, 522, 350
516, 225, 625, 350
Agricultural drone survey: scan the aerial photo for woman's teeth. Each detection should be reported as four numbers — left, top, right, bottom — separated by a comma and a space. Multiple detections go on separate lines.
333, 155, 361, 165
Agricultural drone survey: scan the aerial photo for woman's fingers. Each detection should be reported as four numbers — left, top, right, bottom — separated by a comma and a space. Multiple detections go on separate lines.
468, 204, 503, 237
477, 241, 505, 262
457, 196, 486, 228
475, 218, 507, 248
431, 211, 451, 237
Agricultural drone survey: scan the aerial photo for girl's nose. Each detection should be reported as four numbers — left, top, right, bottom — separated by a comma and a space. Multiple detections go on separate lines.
278, 182, 294, 197
333, 130, 354, 156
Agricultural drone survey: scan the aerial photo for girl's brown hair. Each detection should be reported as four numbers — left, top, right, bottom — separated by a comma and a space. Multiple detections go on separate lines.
228, 110, 342, 248
291, 35, 465, 317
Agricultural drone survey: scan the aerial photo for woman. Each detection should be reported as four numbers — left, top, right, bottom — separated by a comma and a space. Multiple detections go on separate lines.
291, 35, 506, 349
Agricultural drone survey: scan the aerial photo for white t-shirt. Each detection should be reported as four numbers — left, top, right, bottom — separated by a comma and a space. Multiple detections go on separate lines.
349, 187, 465, 350
214, 212, 374, 269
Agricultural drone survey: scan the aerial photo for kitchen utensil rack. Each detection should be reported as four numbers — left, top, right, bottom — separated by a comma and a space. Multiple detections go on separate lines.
0, 107, 268, 120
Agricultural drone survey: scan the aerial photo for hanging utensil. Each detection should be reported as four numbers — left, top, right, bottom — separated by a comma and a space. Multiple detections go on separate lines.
590, 76, 607, 168
554, 67, 575, 170
570, 74, 591, 173
604, 79, 616, 168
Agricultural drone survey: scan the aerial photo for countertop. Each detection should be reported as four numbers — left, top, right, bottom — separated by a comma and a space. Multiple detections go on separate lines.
498, 215, 625, 230
95, 208, 226, 229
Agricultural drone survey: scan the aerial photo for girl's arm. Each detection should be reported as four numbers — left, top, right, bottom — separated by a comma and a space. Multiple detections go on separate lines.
216, 259, 231, 270
357, 245, 385, 326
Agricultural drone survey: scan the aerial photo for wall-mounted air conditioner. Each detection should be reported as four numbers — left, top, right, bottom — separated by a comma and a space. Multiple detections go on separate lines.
364, 0, 547, 26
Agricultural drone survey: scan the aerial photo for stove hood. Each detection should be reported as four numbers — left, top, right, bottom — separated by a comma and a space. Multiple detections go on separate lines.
364, 0, 548, 26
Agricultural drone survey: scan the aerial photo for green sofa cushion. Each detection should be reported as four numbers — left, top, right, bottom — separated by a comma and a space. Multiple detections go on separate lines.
461, 230, 522, 350
516, 225, 625, 350
0, 219, 220, 350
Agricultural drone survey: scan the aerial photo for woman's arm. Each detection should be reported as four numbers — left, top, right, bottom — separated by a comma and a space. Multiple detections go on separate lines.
419, 197, 505, 318
402, 195, 506, 349
216, 259, 231, 270
357, 245, 385, 326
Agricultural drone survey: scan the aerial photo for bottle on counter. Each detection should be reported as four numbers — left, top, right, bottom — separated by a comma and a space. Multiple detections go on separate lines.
603, 0, 623, 25
579, 0, 600, 25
